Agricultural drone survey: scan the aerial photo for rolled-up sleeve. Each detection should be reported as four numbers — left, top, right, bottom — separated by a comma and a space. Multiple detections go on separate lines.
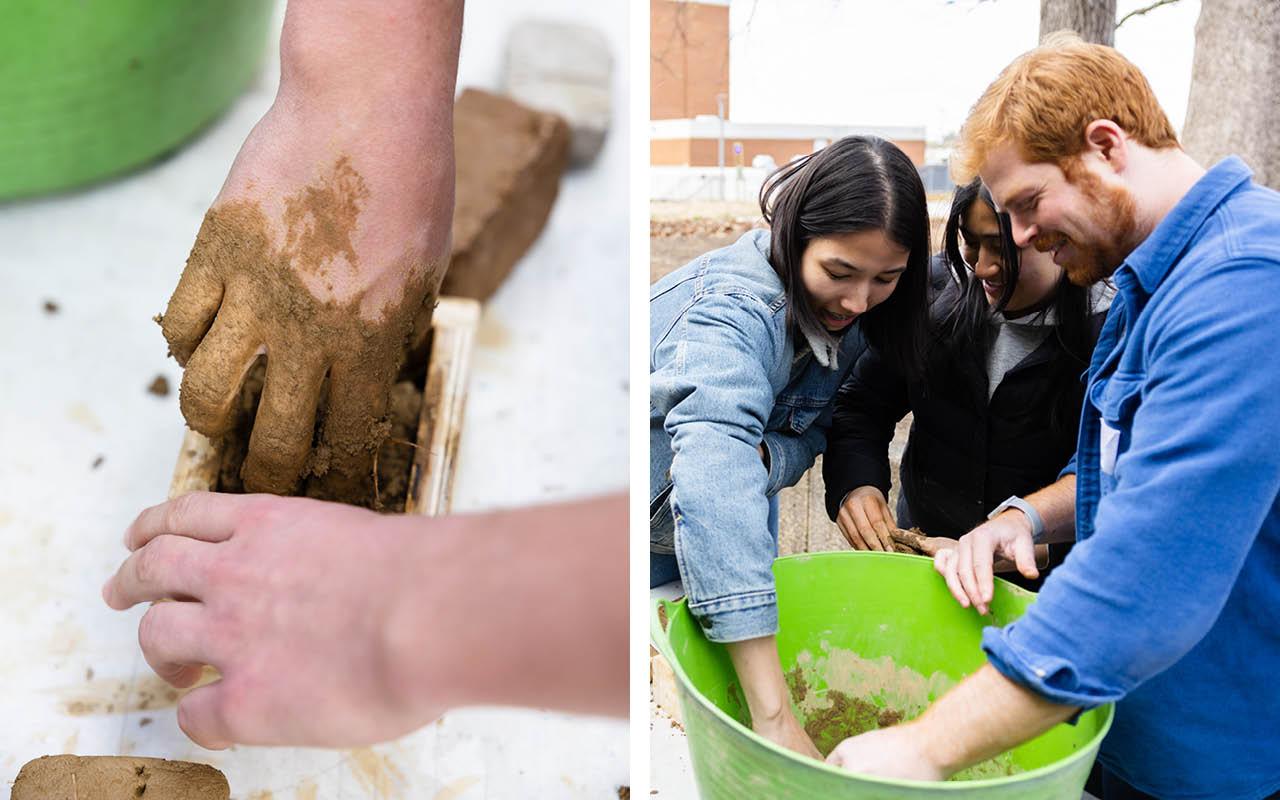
984, 257, 1280, 707
762, 425, 826, 496
652, 292, 784, 642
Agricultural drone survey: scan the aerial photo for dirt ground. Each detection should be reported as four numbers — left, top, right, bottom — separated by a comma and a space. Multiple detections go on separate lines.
649, 200, 764, 283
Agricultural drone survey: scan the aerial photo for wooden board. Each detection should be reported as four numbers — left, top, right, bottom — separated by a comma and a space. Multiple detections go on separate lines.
167, 296, 481, 517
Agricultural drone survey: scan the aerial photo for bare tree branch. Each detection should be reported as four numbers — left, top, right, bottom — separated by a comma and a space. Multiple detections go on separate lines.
1116, 0, 1182, 29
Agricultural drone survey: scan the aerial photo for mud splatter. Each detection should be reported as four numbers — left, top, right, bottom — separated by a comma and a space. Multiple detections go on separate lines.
282, 155, 368, 283
801, 690, 904, 756
148, 375, 171, 397
59, 668, 218, 716
786, 649, 1022, 780
66, 403, 103, 432
433, 776, 481, 800
346, 748, 406, 799
785, 665, 808, 708
294, 780, 318, 800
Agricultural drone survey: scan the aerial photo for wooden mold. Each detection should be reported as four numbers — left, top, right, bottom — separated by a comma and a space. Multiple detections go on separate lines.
168, 297, 481, 516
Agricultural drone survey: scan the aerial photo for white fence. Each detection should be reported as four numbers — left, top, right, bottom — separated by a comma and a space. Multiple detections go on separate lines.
652, 165, 956, 204
650, 166, 772, 202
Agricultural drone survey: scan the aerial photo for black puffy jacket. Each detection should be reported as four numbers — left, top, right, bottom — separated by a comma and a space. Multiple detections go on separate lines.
823, 257, 1107, 589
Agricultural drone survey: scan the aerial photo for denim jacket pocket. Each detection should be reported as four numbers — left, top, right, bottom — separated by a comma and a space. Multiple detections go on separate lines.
650, 481, 676, 553
774, 394, 825, 435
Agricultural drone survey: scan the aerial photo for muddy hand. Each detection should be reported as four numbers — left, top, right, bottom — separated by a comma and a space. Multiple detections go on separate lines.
826, 725, 946, 781
837, 486, 897, 551
161, 107, 452, 498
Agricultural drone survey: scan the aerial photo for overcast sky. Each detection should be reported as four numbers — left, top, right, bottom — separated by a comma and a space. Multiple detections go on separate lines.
726, 0, 1201, 141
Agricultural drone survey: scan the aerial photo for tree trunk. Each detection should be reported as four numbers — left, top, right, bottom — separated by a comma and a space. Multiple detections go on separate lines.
1181, 0, 1280, 190
1039, 0, 1116, 45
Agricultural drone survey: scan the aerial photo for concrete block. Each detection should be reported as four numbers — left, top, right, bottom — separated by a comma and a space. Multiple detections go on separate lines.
503, 20, 613, 165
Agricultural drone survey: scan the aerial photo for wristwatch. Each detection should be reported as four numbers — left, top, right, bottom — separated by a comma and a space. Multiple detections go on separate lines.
988, 495, 1046, 544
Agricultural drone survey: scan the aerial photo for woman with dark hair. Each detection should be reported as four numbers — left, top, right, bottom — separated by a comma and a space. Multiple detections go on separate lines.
650, 136, 931, 757
823, 177, 1112, 592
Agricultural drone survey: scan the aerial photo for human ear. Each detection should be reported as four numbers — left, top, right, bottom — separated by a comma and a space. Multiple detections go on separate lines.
1084, 120, 1127, 174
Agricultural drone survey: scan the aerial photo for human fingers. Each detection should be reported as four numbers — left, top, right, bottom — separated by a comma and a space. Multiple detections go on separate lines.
178, 299, 263, 437
103, 535, 217, 610
137, 601, 218, 689
160, 259, 224, 365
916, 536, 955, 558
307, 353, 397, 501
125, 491, 249, 551
850, 501, 886, 551
176, 681, 235, 750
866, 496, 896, 552
955, 534, 988, 615
933, 548, 969, 608
241, 353, 327, 494
835, 506, 864, 550
836, 503, 873, 550
825, 739, 851, 768
972, 527, 997, 608
1011, 531, 1041, 580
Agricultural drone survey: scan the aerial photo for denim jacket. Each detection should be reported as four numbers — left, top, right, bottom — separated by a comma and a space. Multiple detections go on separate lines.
650, 229, 867, 641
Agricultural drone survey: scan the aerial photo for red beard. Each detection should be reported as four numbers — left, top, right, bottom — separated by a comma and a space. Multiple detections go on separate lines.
1053, 158, 1141, 286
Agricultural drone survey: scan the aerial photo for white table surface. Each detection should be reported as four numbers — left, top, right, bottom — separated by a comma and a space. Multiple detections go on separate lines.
0, 1, 629, 797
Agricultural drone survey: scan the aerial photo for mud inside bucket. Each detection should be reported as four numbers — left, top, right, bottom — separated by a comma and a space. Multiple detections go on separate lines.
652, 551, 1112, 799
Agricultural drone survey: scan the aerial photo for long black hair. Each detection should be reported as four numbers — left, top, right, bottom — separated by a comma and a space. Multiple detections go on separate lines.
759, 136, 930, 380
939, 178, 1096, 428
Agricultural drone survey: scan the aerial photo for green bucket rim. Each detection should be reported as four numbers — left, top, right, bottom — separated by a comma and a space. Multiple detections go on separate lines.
651, 550, 1115, 791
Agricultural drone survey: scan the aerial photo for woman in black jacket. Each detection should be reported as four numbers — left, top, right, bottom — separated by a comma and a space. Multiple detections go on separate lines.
822, 178, 1112, 590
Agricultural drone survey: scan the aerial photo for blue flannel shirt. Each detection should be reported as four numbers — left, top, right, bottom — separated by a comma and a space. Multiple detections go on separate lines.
983, 157, 1280, 800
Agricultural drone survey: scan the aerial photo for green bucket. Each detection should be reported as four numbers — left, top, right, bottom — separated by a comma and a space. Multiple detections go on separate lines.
651, 551, 1112, 798
0, 1, 274, 200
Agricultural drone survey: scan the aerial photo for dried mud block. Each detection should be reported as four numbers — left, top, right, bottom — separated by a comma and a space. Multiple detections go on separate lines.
11, 755, 229, 800
405, 90, 568, 366
650, 653, 684, 728
503, 20, 613, 165
442, 88, 570, 302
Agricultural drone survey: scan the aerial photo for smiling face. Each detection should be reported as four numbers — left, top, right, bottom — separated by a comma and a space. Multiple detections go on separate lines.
980, 143, 1141, 286
799, 229, 909, 332
959, 199, 1063, 313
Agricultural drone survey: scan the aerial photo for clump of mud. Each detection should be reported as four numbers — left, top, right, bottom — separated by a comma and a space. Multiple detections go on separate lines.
215, 358, 425, 511
784, 651, 1022, 780
790, 667, 907, 757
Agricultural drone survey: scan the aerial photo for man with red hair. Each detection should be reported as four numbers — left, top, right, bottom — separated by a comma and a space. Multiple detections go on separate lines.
826, 33, 1280, 800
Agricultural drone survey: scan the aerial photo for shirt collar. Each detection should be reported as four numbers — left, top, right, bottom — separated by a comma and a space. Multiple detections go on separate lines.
1121, 156, 1254, 295
795, 316, 841, 370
